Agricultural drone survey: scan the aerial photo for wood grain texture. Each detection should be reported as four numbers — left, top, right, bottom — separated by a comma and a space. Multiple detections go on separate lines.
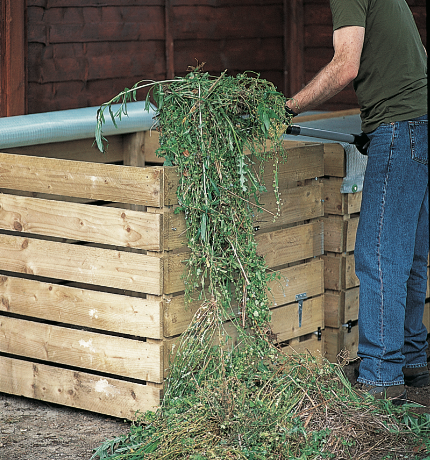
267, 259, 324, 308
4, 135, 124, 163
324, 287, 359, 328
322, 253, 359, 291
0, 193, 162, 250
282, 334, 324, 357
0, 153, 164, 207
0, 275, 163, 339
323, 215, 359, 253
0, 316, 164, 382
322, 177, 362, 215
0, 0, 27, 116
0, 234, 163, 295
324, 323, 359, 362
271, 295, 324, 342
0, 355, 161, 420
256, 221, 324, 268
164, 259, 325, 337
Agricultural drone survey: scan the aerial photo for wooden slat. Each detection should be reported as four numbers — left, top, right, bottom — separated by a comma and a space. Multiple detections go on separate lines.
271, 295, 324, 342
0, 152, 163, 207
256, 220, 324, 268
0, 275, 163, 339
323, 215, 359, 253
282, 334, 324, 357
0, 193, 162, 250
0, 0, 26, 116
163, 218, 325, 296
423, 301, 430, 332
0, 355, 161, 420
0, 316, 163, 383
162, 144, 325, 207
0, 234, 163, 295
323, 177, 362, 215
323, 143, 345, 177
322, 253, 359, 291
267, 259, 325, 308
258, 144, 324, 192
324, 287, 359, 328
255, 183, 324, 231
324, 323, 359, 362
3, 135, 124, 163
163, 259, 325, 337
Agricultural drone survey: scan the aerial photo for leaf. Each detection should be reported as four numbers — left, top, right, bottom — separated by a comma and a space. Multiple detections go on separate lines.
200, 213, 207, 241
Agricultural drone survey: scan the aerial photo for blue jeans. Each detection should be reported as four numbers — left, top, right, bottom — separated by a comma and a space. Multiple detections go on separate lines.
355, 114, 429, 386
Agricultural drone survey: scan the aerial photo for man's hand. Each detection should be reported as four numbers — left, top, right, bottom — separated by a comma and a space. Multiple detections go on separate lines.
286, 26, 365, 114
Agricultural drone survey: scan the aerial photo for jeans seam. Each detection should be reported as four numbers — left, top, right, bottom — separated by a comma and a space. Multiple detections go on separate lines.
377, 124, 396, 370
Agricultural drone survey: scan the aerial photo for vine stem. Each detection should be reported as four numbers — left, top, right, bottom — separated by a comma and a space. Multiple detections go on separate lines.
218, 184, 276, 216
227, 238, 250, 286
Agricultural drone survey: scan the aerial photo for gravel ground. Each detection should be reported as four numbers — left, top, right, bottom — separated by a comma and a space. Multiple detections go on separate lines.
0, 394, 130, 460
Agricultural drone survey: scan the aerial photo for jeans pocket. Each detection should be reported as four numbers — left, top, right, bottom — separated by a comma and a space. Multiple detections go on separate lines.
409, 120, 428, 165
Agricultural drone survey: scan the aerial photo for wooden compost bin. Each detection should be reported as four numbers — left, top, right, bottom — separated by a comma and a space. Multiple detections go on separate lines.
0, 133, 326, 419
320, 143, 361, 361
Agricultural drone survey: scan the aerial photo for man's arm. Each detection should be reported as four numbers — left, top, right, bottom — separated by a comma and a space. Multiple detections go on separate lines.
286, 26, 365, 114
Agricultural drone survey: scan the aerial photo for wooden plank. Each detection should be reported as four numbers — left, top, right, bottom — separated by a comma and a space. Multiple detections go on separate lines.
163, 208, 188, 251
258, 144, 325, 190
142, 130, 162, 163
164, 214, 324, 257
267, 259, 325, 308
324, 287, 359, 328
286, 0, 304, 95
0, 0, 27, 116
323, 143, 345, 177
323, 177, 362, 215
0, 275, 163, 339
0, 152, 164, 207
163, 251, 188, 295
323, 215, 359, 253
0, 355, 161, 420
0, 193, 162, 250
255, 183, 324, 230
427, 267, 430, 298
282, 334, 324, 357
347, 191, 362, 215
271, 295, 324, 342
0, 316, 164, 383
163, 230, 325, 296
163, 259, 325, 337
255, 220, 324, 267
3, 135, 124, 163
423, 301, 430, 332
324, 323, 359, 363
162, 143, 325, 206
0, 234, 163, 295
322, 253, 359, 291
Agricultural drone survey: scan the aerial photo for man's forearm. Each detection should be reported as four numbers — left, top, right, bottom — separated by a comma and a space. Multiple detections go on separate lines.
286, 26, 364, 115
287, 59, 354, 114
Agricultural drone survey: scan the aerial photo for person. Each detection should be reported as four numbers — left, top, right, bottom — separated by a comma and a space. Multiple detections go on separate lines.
285, 0, 428, 404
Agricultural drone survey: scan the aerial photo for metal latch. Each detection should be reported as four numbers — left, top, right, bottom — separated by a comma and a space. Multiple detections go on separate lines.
295, 293, 307, 327
342, 320, 352, 333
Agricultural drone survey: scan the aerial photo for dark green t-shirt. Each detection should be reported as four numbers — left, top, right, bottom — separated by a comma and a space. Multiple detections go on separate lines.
330, 0, 427, 132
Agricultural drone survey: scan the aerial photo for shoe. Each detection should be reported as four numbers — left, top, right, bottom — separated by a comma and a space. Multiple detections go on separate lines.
355, 383, 407, 406
403, 366, 430, 387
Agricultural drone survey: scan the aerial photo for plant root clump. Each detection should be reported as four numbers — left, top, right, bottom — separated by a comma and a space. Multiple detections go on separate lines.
93, 69, 430, 460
